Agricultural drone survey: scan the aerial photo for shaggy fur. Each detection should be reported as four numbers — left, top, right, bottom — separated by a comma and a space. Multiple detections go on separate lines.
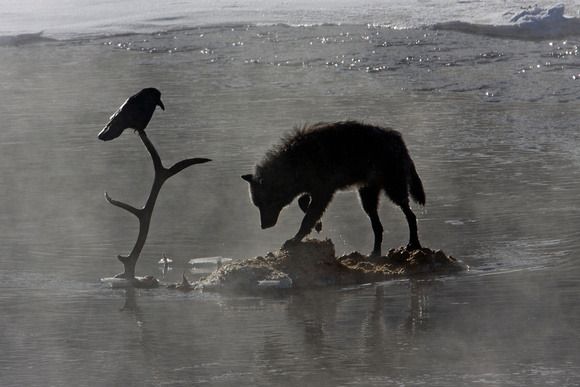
242, 121, 425, 256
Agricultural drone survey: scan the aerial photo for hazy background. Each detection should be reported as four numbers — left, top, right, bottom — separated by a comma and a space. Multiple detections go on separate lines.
1, 2, 580, 386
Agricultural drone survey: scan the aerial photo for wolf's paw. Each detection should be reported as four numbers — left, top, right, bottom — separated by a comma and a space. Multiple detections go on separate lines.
406, 242, 422, 251
369, 249, 382, 258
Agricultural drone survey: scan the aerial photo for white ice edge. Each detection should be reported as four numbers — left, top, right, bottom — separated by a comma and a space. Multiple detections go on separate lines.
433, 5, 580, 40
100, 276, 147, 288
257, 278, 294, 289
189, 257, 233, 265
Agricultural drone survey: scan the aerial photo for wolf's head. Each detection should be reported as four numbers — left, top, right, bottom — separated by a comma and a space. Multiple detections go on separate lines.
242, 174, 288, 229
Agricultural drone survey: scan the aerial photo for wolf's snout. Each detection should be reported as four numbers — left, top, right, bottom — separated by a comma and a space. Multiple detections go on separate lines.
260, 217, 277, 229
259, 209, 279, 229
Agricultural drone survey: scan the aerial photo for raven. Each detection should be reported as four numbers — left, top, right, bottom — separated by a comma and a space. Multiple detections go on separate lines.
98, 88, 165, 141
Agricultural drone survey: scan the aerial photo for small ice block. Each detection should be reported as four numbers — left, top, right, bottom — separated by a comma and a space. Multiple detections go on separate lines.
100, 276, 159, 289
257, 278, 293, 289
101, 277, 131, 288
189, 256, 232, 267
158, 254, 173, 265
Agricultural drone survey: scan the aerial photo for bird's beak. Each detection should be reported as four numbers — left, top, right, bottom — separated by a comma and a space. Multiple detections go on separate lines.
158, 99, 165, 111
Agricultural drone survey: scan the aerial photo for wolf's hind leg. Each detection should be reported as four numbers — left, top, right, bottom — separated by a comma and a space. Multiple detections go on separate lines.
399, 201, 421, 250
385, 176, 422, 251
359, 186, 383, 257
298, 194, 322, 232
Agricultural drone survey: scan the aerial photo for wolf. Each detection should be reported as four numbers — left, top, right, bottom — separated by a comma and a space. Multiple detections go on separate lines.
242, 121, 425, 257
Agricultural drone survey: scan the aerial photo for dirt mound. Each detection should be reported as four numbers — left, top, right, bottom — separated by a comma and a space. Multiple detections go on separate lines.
195, 239, 466, 292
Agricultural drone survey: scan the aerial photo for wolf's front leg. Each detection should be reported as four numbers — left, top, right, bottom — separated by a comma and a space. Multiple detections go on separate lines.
284, 192, 332, 248
298, 194, 322, 232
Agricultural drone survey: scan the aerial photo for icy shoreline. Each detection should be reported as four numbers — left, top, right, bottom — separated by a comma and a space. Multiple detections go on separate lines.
433, 4, 580, 40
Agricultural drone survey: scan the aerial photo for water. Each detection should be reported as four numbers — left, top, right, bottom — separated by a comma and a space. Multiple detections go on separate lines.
2, 1, 580, 38
2, 2, 580, 386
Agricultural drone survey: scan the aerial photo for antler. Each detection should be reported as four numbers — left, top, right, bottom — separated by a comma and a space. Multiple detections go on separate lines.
168, 157, 212, 176
104, 192, 142, 219
105, 130, 211, 279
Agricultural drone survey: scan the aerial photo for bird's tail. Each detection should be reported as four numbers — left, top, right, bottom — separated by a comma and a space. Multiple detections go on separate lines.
97, 123, 120, 141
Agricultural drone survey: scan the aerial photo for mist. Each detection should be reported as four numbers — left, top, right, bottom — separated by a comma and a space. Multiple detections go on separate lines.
1, 9, 580, 387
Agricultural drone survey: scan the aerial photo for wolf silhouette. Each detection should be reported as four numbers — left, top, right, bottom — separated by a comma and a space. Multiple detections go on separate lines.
242, 121, 425, 256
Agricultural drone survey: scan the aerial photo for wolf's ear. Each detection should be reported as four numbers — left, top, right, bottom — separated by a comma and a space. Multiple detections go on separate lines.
241, 174, 253, 183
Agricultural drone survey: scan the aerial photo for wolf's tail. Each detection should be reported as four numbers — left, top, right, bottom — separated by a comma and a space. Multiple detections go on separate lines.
409, 161, 426, 205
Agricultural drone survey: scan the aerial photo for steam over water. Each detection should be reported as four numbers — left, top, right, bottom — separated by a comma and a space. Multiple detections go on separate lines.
1, 2, 580, 386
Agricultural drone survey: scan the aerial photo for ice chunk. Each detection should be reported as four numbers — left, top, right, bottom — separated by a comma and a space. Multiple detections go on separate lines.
100, 276, 159, 289
257, 278, 293, 289
189, 256, 232, 267
433, 5, 580, 40
158, 253, 173, 265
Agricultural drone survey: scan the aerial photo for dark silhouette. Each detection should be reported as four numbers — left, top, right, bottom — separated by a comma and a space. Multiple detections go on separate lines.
242, 121, 425, 256
106, 131, 210, 279
298, 194, 322, 233
100, 89, 210, 281
98, 88, 165, 141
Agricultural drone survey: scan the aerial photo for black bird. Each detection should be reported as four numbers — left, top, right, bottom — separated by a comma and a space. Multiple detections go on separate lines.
98, 88, 165, 141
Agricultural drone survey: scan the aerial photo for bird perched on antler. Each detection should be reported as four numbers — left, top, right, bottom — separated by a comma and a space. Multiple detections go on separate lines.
98, 88, 165, 141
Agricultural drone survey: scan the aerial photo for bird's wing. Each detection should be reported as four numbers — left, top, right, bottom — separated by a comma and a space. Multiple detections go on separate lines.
108, 97, 130, 120
105, 96, 142, 130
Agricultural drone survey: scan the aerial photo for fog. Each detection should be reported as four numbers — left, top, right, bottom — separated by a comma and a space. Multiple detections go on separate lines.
1, 23, 580, 386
